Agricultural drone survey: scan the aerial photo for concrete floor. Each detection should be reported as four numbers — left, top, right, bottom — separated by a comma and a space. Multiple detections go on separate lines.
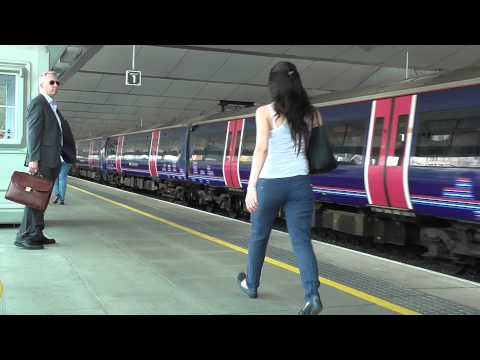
0, 179, 397, 315
2, 176, 478, 315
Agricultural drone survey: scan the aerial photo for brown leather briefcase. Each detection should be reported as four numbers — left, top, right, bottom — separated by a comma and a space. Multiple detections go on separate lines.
5, 171, 53, 212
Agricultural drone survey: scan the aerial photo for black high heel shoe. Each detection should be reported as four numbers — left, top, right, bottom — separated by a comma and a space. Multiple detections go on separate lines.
298, 295, 323, 315
237, 272, 257, 299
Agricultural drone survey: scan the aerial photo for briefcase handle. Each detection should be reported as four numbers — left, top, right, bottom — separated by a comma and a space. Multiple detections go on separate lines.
29, 171, 44, 178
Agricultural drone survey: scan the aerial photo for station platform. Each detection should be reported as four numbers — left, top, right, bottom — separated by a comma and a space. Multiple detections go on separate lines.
1, 177, 479, 315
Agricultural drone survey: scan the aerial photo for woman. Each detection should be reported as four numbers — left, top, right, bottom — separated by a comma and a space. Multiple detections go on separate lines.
53, 160, 73, 205
237, 61, 323, 315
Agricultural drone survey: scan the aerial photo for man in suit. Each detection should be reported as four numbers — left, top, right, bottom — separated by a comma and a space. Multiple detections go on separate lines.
15, 71, 74, 250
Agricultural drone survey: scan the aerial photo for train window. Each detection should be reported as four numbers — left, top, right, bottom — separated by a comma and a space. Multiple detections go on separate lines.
123, 133, 151, 158
412, 106, 480, 167
393, 115, 409, 164
76, 141, 90, 163
164, 150, 179, 162
318, 102, 370, 165
326, 122, 366, 165
189, 122, 228, 163
240, 118, 255, 164
451, 132, 480, 157
327, 124, 347, 148
204, 142, 223, 161
106, 137, 118, 159
370, 118, 384, 166
450, 117, 480, 159
225, 124, 235, 161
340, 124, 365, 165
160, 129, 183, 163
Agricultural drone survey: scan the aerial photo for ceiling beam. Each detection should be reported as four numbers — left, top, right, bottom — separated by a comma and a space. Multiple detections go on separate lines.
57, 88, 249, 103
152, 45, 378, 67
58, 100, 193, 111
76, 70, 335, 92
53, 46, 104, 83
151, 45, 432, 71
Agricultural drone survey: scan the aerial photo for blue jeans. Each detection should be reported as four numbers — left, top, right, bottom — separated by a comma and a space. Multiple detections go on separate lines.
53, 162, 72, 201
246, 175, 320, 301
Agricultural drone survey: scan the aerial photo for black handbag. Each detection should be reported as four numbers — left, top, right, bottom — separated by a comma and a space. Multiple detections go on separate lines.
307, 125, 338, 175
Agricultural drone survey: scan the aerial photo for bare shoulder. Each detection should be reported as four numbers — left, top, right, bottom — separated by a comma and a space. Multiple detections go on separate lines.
255, 104, 270, 117
255, 104, 272, 127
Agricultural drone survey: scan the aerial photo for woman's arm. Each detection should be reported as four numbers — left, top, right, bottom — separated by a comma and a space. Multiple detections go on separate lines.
245, 106, 271, 213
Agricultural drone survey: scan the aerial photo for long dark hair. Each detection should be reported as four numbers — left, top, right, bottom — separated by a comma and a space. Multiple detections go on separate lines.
268, 61, 316, 155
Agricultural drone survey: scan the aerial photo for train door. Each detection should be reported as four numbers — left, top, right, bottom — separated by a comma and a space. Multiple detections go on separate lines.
365, 95, 416, 210
115, 135, 124, 175
223, 119, 245, 189
88, 141, 94, 170
149, 130, 160, 177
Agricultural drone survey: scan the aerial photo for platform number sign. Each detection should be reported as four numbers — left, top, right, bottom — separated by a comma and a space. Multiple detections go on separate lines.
126, 70, 141, 86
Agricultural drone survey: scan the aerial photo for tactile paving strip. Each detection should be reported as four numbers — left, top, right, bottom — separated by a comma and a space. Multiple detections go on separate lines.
264, 246, 480, 315
72, 178, 480, 315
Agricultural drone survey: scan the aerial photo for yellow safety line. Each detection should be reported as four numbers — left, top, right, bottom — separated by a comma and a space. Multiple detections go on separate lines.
70, 184, 420, 315
0, 281, 3, 308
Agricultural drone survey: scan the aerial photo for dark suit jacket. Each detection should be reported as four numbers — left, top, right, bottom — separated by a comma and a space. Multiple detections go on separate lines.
58, 112, 77, 164
24, 94, 76, 167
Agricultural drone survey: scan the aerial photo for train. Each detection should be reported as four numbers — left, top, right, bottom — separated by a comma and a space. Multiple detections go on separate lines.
74, 66, 480, 265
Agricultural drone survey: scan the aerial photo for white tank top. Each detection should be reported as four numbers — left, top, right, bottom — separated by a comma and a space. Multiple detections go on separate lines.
259, 103, 309, 179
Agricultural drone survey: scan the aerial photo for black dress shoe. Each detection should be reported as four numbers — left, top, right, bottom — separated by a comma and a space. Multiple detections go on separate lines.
298, 295, 323, 315
14, 238, 44, 250
37, 234, 56, 245
60, 200, 65, 205
16, 232, 42, 244
237, 272, 257, 299
53, 195, 60, 204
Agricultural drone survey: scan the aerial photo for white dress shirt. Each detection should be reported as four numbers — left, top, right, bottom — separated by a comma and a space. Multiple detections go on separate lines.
41, 92, 64, 161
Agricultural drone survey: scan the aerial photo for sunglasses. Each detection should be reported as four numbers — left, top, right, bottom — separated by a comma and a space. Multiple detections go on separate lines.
49, 80, 60, 86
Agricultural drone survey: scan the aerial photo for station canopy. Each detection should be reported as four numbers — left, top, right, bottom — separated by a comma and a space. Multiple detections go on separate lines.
47, 45, 480, 139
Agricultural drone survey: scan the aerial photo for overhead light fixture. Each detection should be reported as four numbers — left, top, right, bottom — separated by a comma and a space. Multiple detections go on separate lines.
219, 100, 255, 112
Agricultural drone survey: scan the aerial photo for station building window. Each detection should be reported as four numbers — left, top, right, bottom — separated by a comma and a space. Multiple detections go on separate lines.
0, 68, 25, 145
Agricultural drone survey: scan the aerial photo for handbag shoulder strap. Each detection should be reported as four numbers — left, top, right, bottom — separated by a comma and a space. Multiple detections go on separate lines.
312, 110, 322, 128
305, 110, 323, 153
